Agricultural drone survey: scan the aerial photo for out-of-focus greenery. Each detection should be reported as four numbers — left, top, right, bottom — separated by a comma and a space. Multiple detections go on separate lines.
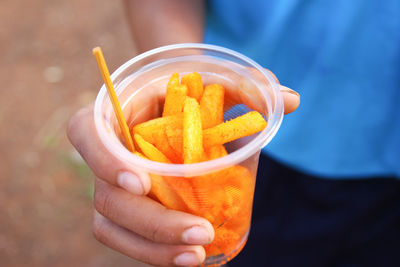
58, 150, 94, 200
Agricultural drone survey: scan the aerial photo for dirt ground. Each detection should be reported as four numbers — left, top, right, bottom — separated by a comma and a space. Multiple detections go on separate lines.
0, 0, 150, 266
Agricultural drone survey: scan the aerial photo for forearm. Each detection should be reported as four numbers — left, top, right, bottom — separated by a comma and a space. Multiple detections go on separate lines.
124, 0, 205, 53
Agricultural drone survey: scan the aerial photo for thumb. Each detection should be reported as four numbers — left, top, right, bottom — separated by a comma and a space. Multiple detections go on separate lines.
67, 104, 151, 195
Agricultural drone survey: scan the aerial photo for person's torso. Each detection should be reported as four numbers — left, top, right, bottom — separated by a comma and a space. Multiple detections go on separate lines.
205, 0, 400, 178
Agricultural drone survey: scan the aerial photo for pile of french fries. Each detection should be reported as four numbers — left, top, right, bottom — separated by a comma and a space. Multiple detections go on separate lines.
132, 72, 267, 164
130, 72, 267, 258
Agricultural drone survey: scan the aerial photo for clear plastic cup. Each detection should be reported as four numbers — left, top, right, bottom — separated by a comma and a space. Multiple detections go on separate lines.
94, 43, 283, 266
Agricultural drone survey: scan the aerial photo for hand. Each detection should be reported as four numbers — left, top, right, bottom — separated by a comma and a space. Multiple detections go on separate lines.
265, 69, 300, 115
67, 85, 299, 267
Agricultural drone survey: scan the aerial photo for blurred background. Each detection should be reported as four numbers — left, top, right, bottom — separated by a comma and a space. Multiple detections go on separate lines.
0, 0, 150, 266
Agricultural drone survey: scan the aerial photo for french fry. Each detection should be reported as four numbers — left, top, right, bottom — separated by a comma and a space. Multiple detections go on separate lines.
162, 73, 188, 116
134, 134, 171, 163
181, 72, 203, 101
160, 111, 267, 150
164, 176, 198, 213
133, 150, 187, 210
205, 145, 228, 160
183, 97, 205, 163
188, 146, 230, 226
132, 114, 183, 144
223, 165, 254, 228
200, 165, 254, 256
190, 173, 232, 226
165, 124, 183, 155
148, 174, 189, 211
165, 111, 267, 148
203, 111, 267, 148
200, 84, 225, 129
152, 130, 183, 163
201, 165, 253, 245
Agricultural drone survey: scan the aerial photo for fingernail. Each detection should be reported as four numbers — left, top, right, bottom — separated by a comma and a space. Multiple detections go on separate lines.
280, 86, 300, 97
117, 172, 144, 195
174, 252, 200, 266
182, 226, 211, 245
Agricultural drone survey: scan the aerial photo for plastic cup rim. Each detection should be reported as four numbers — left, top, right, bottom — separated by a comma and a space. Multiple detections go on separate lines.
94, 43, 284, 176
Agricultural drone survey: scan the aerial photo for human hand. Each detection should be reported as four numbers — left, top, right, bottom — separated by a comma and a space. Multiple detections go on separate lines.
67, 82, 299, 267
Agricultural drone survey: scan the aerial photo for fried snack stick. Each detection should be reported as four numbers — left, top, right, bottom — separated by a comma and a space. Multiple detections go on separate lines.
222, 165, 255, 233
166, 125, 229, 160
188, 147, 229, 225
191, 163, 248, 228
165, 124, 183, 155
203, 111, 267, 148
165, 111, 267, 151
163, 73, 188, 117
163, 175, 197, 214
132, 151, 187, 210
200, 84, 227, 161
178, 97, 210, 219
181, 72, 203, 101
202, 165, 253, 256
132, 114, 183, 144
151, 97, 207, 215
166, 84, 226, 158
190, 174, 232, 227
133, 134, 171, 163
152, 130, 183, 163
200, 84, 225, 129
205, 144, 228, 160
183, 97, 205, 164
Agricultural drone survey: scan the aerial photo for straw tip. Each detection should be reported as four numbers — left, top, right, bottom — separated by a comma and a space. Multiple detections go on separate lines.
92, 46, 101, 55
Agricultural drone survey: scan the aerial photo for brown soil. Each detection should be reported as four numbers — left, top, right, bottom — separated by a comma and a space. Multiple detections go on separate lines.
0, 0, 150, 266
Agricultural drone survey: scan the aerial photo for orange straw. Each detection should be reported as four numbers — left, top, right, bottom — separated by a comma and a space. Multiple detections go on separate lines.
92, 47, 135, 152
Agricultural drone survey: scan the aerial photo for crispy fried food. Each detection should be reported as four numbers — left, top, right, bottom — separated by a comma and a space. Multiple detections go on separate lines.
205, 145, 228, 160
133, 134, 171, 163
200, 84, 225, 129
203, 111, 267, 148
165, 124, 183, 155
183, 97, 205, 164
132, 114, 183, 144
181, 72, 203, 101
163, 73, 188, 116
152, 130, 183, 163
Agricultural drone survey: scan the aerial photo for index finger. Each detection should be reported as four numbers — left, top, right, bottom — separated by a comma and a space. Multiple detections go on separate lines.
222, 66, 300, 115
264, 68, 300, 114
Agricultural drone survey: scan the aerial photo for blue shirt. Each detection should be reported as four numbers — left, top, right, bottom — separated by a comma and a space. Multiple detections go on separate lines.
205, 0, 400, 178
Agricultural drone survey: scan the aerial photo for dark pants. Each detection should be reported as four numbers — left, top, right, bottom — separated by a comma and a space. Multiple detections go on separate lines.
229, 154, 400, 267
